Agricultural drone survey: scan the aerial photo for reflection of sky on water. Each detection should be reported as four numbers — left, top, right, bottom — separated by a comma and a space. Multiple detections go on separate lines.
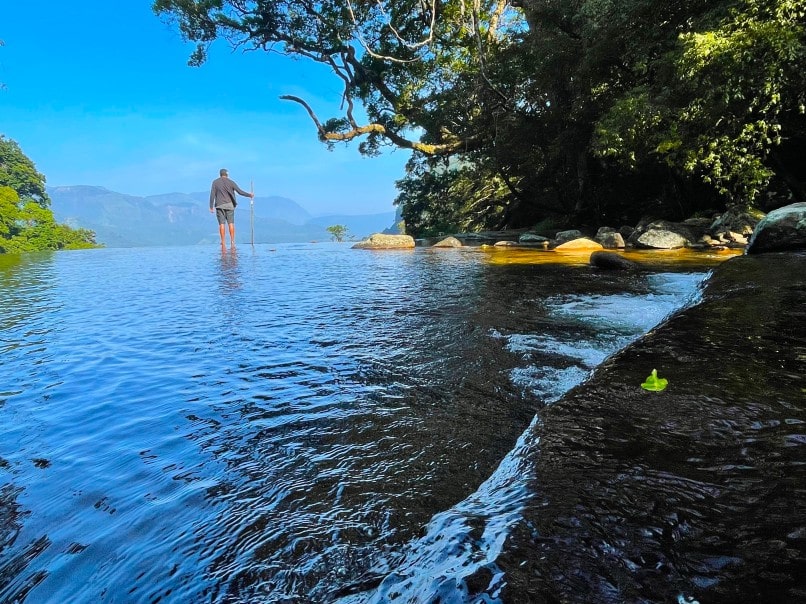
217, 248, 242, 293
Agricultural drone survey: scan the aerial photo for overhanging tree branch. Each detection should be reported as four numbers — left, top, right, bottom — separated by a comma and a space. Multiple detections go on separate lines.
279, 95, 483, 154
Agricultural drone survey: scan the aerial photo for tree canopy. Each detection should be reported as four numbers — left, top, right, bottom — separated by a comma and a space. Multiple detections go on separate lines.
154, 0, 806, 236
0, 137, 98, 253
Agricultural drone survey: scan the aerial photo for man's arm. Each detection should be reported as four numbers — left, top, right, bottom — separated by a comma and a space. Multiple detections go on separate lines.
209, 180, 217, 211
232, 182, 253, 198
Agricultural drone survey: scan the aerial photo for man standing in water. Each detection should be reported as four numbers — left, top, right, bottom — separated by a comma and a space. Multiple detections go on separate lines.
209, 168, 254, 248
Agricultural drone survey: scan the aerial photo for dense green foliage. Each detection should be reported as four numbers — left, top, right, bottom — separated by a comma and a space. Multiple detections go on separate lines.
0, 137, 98, 253
154, 0, 806, 236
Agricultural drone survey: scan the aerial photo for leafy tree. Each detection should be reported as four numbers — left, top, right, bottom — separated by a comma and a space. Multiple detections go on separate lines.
153, 0, 524, 156
326, 224, 348, 242
592, 0, 806, 210
154, 1, 806, 236
0, 138, 98, 253
0, 136, 51, 208
396, 155, 512, 236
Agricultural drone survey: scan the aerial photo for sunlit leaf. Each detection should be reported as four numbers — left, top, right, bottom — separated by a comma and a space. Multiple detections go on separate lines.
641, 368, 668, 392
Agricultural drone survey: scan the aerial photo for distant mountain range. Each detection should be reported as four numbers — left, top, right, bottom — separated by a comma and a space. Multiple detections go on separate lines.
48, 185, 399, 247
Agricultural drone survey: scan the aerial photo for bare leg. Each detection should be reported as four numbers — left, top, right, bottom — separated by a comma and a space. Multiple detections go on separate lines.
229, 223, 236, 247
218, 224, 226, 248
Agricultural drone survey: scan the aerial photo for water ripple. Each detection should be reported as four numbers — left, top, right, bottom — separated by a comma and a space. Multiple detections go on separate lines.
0, 245, 710, 603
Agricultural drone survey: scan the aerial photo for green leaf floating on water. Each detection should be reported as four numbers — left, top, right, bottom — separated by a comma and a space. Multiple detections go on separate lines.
641, 369, 668, 392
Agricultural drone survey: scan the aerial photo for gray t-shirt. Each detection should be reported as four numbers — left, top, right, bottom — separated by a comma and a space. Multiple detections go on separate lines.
209, 177, 250, 210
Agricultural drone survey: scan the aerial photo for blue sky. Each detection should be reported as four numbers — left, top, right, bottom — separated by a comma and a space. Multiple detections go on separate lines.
0, 2, 410, 216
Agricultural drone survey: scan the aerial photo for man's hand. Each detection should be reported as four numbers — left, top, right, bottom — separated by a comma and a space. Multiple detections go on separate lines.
209, 207, 214, 213
250, 193, 254, 199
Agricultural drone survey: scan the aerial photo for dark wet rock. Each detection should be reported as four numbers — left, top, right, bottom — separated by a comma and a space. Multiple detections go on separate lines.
495, 252, 806, 603
589, 251, 638, 270
518, 233, 551, 244
447, 230, 527, 246
352, 233, 415, 249
594, 227, 625, 249
619, 225, 636, 241
555, 229, 585, 244
432, 236, 463, 248
683, 216, 715, 231
746, 202, 806, 254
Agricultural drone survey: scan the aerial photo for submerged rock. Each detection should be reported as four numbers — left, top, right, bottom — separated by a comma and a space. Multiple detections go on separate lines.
352, 233, 416, 249
589, 250, 638, 270
746, 202, 806, 254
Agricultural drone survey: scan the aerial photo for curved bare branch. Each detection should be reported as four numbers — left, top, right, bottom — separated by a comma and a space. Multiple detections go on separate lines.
280, 95, 483, 155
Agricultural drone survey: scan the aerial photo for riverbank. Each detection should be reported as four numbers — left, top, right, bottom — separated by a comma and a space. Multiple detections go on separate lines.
491, 251, 806, 603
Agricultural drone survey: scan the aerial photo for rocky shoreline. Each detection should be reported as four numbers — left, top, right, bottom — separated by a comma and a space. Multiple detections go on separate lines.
348, 203, 806, 602
353, 202, 806, 258
490, 249, 806, 603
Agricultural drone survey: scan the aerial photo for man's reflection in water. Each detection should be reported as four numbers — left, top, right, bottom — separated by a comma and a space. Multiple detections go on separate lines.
218, 246, 242, 293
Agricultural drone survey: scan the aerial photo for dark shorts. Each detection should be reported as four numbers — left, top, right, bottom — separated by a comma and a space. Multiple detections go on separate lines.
216, 208, 235, 224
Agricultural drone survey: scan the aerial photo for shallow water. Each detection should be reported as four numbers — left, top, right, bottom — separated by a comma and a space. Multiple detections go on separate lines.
0, 244, 716, 602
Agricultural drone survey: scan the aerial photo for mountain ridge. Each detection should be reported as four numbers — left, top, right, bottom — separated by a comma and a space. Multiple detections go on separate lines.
48, 185, 397, 247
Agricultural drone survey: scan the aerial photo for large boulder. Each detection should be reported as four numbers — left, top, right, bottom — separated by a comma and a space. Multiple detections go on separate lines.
629, 220, 695, 249
746, 202, 806, 254
432, 236, 463, 248
594, 227, 626, 249
554, 238, 603, 251
352, 233, 416, 249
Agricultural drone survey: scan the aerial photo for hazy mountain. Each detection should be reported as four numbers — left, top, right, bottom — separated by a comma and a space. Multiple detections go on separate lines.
174, 192, 314, 225
48, 186, 396, 247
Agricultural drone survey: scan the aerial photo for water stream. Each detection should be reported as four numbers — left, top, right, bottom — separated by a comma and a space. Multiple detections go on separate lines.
0, 244, 754, 603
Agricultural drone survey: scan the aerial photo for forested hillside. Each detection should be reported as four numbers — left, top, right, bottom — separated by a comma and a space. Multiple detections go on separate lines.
155, 0, 806, 236
0, 136, 97, 253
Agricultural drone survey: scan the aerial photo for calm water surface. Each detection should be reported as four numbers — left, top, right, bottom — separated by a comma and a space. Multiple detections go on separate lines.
0, 244, 715, 603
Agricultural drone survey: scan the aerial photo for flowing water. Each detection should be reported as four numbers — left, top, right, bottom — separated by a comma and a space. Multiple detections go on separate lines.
0, 244, 759, 603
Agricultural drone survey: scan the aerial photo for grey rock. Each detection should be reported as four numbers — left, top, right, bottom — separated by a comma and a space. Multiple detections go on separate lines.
710, 208, 762, 237
432, 236, 463, 248
595, 227, 626, 249
352, 233, 416, 249
555, 229, 584, 244
746, 202, 806, 254
629, 220, 695, 249
519, 233, 551, 244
